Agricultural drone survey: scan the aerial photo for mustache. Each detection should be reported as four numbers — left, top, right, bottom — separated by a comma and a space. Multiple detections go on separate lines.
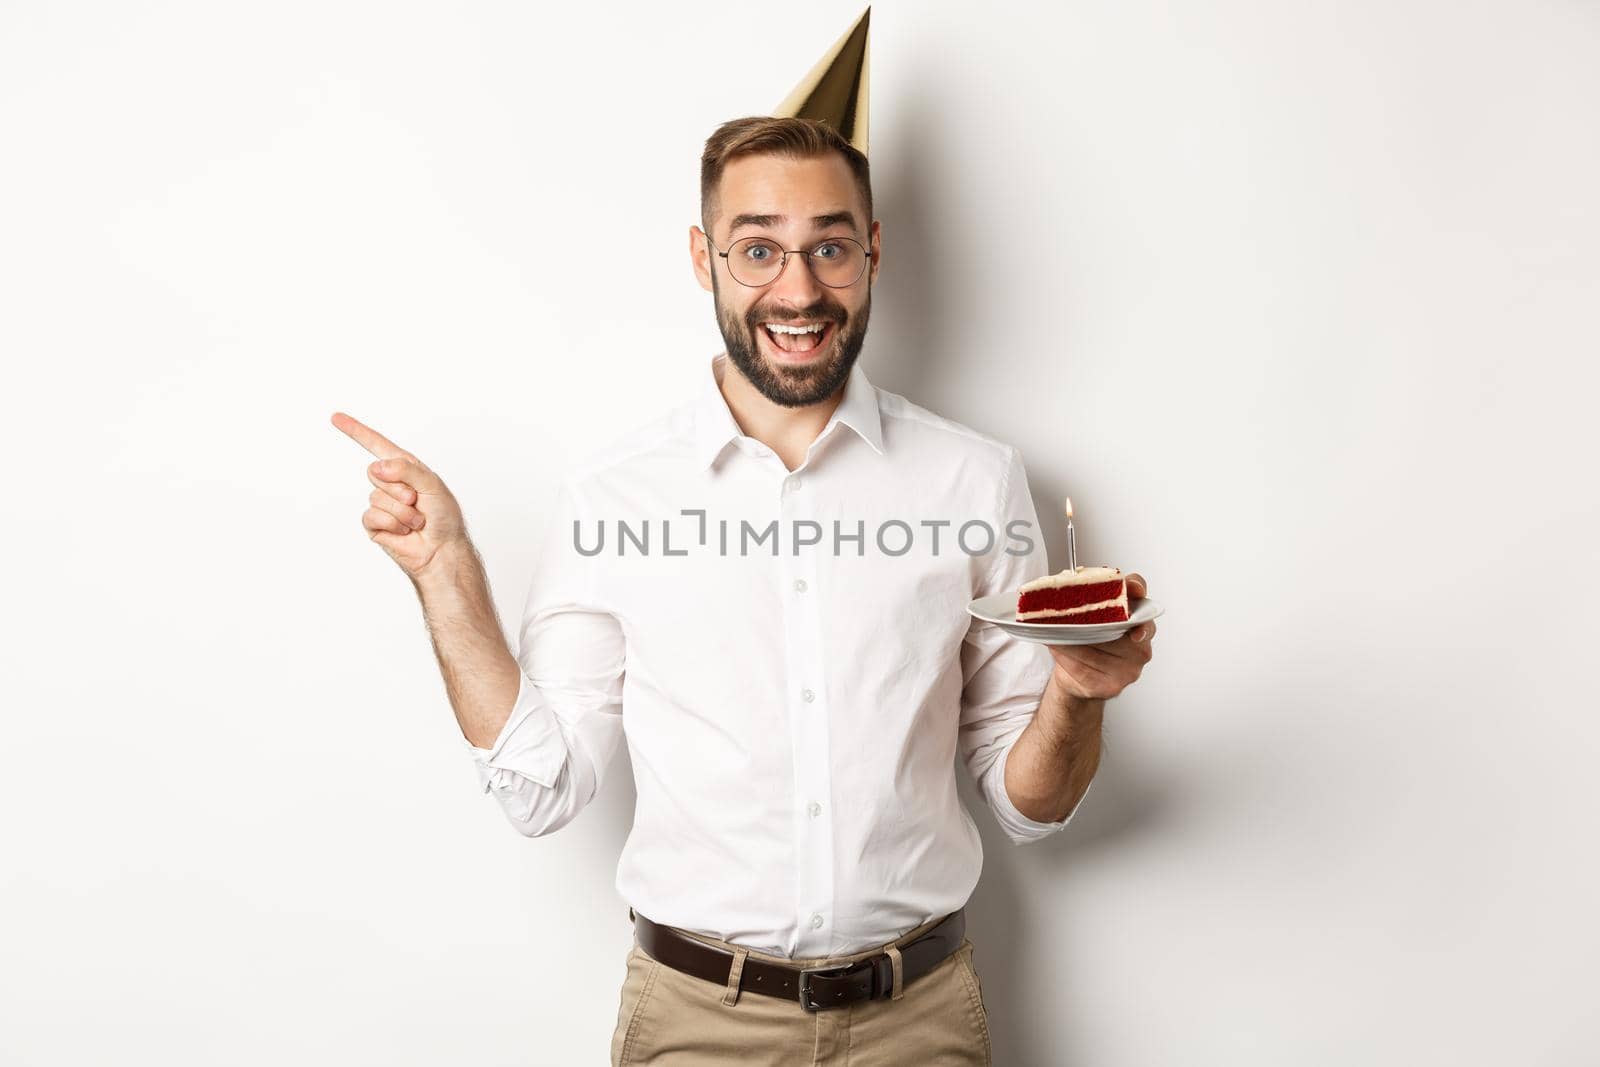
746, 304, 846, 327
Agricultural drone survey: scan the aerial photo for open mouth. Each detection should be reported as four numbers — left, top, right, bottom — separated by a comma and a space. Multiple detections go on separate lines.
758, 319, 837, 361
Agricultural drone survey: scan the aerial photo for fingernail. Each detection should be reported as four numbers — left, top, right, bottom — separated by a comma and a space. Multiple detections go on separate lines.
1133, 628, 1147, 642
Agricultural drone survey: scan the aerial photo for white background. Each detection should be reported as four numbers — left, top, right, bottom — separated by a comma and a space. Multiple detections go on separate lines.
3, 2, 1597, 1064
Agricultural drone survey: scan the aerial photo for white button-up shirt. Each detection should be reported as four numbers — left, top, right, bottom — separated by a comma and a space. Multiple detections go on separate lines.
464, 352, 1091, 957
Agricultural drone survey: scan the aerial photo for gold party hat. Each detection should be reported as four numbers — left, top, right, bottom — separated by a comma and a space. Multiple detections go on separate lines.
772, 6, 871, 156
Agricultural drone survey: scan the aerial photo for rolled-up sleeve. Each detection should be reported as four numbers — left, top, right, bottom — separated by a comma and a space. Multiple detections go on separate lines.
463, 477, 625, 837
957, 446, 1093, 845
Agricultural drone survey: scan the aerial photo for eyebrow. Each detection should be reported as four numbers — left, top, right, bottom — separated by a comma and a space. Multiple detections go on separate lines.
727, 211, 859, 238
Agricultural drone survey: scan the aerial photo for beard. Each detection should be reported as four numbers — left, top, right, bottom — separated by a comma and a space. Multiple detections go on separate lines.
712, 268, 871, 409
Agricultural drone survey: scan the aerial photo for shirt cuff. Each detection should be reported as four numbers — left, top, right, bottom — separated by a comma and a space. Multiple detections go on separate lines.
462, 671, 568, 791
989, 740, 1092, 843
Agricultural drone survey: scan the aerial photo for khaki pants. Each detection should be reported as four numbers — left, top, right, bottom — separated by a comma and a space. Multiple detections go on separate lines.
609, 913, 992, 1066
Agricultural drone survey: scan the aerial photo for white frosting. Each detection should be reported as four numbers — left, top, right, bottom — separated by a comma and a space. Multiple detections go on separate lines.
1018, 565, 1123, 594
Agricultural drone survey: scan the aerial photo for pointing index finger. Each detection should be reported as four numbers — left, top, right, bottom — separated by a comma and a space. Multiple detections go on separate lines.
331, 411, 409, 461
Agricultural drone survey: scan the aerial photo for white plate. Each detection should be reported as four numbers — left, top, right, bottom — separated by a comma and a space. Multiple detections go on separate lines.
967, 592, 1164, 646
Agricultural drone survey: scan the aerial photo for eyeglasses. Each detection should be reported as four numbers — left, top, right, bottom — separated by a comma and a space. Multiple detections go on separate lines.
708, 235, 869, 288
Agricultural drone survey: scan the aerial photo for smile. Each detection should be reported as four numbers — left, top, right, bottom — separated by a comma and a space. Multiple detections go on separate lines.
759, 320, 836, 359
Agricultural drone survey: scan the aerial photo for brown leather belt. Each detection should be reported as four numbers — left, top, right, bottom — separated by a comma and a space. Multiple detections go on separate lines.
630, 907, 966, 1013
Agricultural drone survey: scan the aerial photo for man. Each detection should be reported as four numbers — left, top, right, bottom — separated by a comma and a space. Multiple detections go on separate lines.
332, 115, 1155, 1065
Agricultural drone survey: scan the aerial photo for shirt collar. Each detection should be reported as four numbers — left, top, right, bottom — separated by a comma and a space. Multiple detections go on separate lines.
693, 352, 885, 471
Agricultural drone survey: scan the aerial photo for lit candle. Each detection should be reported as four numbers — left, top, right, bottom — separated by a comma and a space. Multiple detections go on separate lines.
1063, 497, 1077, 573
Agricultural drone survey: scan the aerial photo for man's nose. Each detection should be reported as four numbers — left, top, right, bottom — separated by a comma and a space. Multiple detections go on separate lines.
769, 251, 825, 304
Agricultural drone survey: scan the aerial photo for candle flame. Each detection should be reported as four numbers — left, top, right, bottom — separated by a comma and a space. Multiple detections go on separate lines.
1063, 496, 1074, 520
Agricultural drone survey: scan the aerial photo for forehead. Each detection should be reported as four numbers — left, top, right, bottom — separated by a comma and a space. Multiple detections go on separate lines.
716, 153, 865, 238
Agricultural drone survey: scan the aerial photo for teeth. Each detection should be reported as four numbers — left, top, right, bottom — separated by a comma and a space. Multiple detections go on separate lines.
764, 322, 826, 334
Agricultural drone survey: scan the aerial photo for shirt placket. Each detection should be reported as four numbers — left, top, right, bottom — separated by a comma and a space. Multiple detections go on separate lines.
777, 464, 835, 958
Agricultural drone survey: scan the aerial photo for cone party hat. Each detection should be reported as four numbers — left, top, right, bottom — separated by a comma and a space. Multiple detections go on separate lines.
772, 6, 871, 157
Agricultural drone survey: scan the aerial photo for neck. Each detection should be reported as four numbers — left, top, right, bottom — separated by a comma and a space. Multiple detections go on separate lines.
715, 353, 845, 472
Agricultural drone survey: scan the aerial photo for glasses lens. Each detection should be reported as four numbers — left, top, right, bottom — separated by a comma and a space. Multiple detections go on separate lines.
728, 238, 785, 286
809, 239, 867, 287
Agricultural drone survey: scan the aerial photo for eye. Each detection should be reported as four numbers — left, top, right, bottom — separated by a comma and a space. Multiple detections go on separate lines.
813, 242, 843, 259
740, 240, 780, 263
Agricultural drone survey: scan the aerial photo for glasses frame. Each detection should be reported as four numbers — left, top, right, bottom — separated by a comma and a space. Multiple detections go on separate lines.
707, 234, 870, 289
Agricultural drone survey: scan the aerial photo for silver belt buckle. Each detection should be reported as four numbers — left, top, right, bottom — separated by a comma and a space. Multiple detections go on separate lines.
797, 962, 859, 1012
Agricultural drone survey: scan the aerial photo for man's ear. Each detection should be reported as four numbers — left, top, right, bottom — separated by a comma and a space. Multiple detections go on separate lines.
690, 225, 714, 293
868, 219, 882, 286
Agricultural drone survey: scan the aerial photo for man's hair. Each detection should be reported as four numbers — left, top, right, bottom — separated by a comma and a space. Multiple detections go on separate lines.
700, 116, 873, 242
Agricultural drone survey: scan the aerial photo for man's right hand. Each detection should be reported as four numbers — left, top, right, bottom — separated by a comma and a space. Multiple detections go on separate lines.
331, 411, 470, 582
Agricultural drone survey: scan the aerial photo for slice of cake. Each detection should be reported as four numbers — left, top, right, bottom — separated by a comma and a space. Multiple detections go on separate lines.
1016, 565, 1130, 624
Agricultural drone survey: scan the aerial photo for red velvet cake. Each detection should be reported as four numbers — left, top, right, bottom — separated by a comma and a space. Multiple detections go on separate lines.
1016, 565, 1130, 624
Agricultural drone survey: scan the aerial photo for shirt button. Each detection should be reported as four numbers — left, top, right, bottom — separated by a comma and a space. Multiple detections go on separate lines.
785, 475, 802, 492
810, 913, 824, 929
801, 688, 815, 703
808, 801, 822, 817
793, 578, 807, 592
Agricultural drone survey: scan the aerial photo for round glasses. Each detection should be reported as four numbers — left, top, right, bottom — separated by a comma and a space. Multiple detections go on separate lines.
709, 235, 869, 288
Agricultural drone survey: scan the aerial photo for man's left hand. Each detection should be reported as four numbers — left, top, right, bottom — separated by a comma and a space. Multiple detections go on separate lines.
1044, 572, 1156, 703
